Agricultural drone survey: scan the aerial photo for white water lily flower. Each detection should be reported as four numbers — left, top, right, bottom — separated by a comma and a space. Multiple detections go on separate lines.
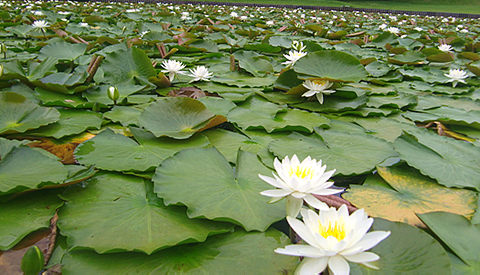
160, 59, 186, 82
444, 68, 468, 87
259, 155, 342, 217
188, 66, 213, 82
302, 80, 336, 104
32, 20, 49, 30
386, 27, 400, 34
275, 206, 391, 275
266, 20, 274, 26
438, 44, 453, 52
282, 50, 307, 67
414, 26, 423, 32
292, 41, 306, 52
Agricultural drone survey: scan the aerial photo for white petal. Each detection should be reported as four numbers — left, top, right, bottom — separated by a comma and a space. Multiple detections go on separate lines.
344, 252, 379, 263
304, 194, 329, 210
286, 216, 319, 246
316, 93, 325, 104
286, 196, 304, 217
295, 257, 328, 275
291, 191, 306, 199
302, 90, 318, 97
260, 189, 291, 197
258, 174, 286, 189
274, 244, 326, 258
328, 255, 350, 275
342, 231, 390, 255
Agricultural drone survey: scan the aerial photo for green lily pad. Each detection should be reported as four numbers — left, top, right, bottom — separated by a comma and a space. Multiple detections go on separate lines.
139, 97, 215, 139
0, 190, 63, 250
293, 50, 367, 82
26, 109, 103, 139
233, 50, 273, 77
39, 41, 87, 61
0, 92, 60, 135
153, 148, 285, 231
269, 126, 396, 175
100, 47, 156, 86
350, 218, 451, 274
394, 129, 480, 191
61, 230, 297, 274
201, 128, 263, 163
0, 146, 68, 194
58, 173, 233, 254
228, 96, 329, 133
419, 212, 480, 266
74, 128, 209, 172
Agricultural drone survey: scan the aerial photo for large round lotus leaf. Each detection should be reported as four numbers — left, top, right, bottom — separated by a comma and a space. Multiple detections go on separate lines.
233, 50, 274, 77
153, 148, 285, 231
0, 146, 68, 194
74, 128, 209, 172
61, 230, 297, 274
201, 128, 263, 163
26, 109, 103, 139
394, 129, 480, 191
139, 97, 215, 139
100, 47, 157, 86
212, 72, 275, 88
39, 41, 87, 61
350, 218, 451, 274
293, 50, 367, 82
0, 190, 63, 250
418, 212, 480, 267
0, 92, 60, 135
227, 96, 329, 133
57, 173, 233, 254
343, 165, 477, 227
269, 130, 396, 176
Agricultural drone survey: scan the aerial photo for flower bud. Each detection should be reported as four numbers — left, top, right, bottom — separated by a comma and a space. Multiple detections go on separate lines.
0, 43, 5, 54
107, 86, 119, 103
0, 64, 3, 78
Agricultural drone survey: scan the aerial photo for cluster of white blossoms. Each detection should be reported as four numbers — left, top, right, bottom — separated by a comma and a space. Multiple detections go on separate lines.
160, 60, 213, 83
259, 155, 390, 275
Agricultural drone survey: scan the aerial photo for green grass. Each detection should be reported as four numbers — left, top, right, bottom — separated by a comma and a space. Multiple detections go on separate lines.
184, 0, 480, 14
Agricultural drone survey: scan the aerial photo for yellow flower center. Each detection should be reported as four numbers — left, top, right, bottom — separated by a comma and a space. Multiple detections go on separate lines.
289, 166, 313, 179
313, 79, 329, 86
319, 221, 346, 240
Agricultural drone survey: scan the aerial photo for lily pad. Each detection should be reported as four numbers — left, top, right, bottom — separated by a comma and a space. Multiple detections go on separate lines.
139, 97, 215, 139
0, 146, 68, 194
61, 230, 297, 274
344, 165, 477, 227
58, 173, 233, 254
350, 218, 451, 274
0, 190, 63, 250
419, 212, 480, 267
269, 127, 396, 175
0, 92, 60, 135
74, 128, 209, 172
26, 109, 103, 139
394, 129, 480, 190
293, 50, 367, 82
153, 148, 285, 231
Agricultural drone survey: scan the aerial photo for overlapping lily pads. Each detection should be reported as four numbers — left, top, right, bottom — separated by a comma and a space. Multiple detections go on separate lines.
0, 0, 479, 273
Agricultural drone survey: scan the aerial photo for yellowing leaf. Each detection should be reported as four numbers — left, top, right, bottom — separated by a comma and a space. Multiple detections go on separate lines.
344, 165, 477, 227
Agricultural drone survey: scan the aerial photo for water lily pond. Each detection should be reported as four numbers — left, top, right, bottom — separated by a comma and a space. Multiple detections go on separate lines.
0, 0, 479, 274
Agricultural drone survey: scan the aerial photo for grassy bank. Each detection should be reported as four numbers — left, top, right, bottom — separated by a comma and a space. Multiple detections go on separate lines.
179, 0, 480, 14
